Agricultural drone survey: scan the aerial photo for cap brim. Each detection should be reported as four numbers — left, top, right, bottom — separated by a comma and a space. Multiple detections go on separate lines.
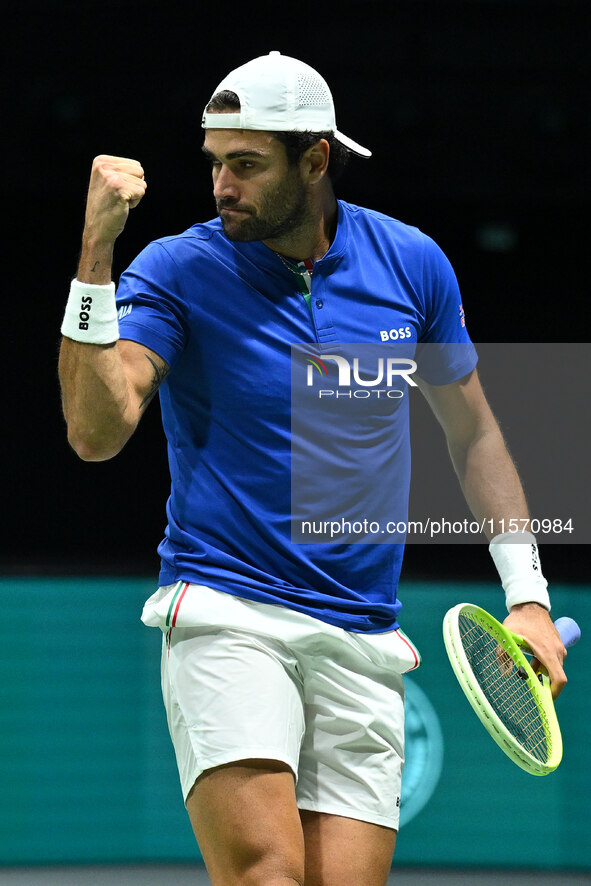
335, 130, 372, 158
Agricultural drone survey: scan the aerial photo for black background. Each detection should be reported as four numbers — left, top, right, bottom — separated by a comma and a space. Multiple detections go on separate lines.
3, 0, 589, 582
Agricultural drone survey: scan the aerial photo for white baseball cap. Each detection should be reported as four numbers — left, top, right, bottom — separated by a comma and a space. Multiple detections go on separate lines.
202, 51, 371, 158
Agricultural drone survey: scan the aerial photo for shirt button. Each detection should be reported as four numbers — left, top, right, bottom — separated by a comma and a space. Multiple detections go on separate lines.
315, 299, 324, 309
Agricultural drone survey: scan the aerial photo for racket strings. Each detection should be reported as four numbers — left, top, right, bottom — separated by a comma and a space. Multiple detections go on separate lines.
458, 615, 550, 762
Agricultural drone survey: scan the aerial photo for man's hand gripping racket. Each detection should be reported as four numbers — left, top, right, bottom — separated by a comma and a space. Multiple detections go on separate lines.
443, 604, 580, 775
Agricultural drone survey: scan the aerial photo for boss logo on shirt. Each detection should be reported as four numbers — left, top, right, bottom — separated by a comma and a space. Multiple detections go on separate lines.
379, 326, 413, 341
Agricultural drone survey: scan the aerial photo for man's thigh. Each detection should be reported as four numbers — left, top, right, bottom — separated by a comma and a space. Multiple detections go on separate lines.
187, 759, 305, 886
187, 773, 395, 886
300, 810, 396, 886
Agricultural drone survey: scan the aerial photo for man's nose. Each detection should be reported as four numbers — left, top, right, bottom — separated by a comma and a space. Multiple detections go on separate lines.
213, 165, 240, 201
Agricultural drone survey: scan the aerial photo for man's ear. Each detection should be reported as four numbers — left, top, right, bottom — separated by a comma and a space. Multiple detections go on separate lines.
302, 139, 330, 184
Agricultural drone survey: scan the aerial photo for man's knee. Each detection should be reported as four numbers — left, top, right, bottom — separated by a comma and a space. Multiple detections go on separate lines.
201, 844, 304, 886
238, 858, 304, 886
222, 833, 304, 886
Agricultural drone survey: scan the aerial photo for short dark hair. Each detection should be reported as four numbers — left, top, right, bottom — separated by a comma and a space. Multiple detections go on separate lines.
205, 90, 351, 184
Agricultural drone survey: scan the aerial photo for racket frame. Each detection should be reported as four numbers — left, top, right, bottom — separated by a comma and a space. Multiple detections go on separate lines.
443, 603, 562, 775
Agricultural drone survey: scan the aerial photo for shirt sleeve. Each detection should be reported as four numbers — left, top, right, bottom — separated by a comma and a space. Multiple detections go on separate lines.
115, 240, 188, 367
416, 235, 478, 384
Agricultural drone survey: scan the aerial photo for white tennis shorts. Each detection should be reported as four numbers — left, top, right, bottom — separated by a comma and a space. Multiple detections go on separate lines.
142, 582, 421, 830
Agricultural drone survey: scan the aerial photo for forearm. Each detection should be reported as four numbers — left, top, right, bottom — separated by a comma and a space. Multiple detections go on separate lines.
448, 423, 530, 541
77, 235, 114, 284
449, 420, 551, 613
423, 372, 565, 693
60, 227, 132, 458
59, 155, 150, 459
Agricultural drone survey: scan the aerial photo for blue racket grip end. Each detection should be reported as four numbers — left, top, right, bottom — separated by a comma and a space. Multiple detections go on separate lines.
554, 616, 581, 648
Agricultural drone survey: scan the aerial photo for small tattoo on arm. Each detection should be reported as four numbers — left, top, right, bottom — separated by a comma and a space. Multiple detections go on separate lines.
91, 261, 100, 272
140, 354, 170, 409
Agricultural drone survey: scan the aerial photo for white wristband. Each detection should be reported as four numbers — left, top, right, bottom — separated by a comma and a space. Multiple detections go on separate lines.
489, 530, 551, 612
61, 279, 119, 344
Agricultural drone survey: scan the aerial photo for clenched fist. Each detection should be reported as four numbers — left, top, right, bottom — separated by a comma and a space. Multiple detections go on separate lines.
83, 154, 147, 244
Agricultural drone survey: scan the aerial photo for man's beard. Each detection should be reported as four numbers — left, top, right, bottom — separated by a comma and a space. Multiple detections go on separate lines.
217, 169, 309, 243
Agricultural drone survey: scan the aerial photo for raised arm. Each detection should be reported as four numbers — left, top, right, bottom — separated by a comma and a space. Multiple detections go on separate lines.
59, 155, 169, 461
417, 368, 567, 697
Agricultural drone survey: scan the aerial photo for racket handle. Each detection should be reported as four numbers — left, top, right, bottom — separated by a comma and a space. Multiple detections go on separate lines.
554, 616, 581, 648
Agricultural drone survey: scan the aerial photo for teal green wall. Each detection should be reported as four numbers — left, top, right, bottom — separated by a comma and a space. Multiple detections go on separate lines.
0, 578, 588, 869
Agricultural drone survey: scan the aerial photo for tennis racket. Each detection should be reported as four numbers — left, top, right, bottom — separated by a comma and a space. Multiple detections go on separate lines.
443, 603, 580, 775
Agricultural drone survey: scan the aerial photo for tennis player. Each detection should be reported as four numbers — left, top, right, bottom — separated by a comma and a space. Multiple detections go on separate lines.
59, 52, 567, 886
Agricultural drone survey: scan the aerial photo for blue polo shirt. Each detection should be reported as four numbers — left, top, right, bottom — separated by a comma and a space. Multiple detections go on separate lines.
116, 200, 476, 632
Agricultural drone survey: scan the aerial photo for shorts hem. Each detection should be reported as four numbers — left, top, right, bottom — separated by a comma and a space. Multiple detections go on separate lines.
296, 800, 399, 832
182, 747, 299, 802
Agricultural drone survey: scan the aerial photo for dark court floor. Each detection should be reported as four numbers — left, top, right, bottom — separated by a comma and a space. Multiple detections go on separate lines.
0, 865, 589, 884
